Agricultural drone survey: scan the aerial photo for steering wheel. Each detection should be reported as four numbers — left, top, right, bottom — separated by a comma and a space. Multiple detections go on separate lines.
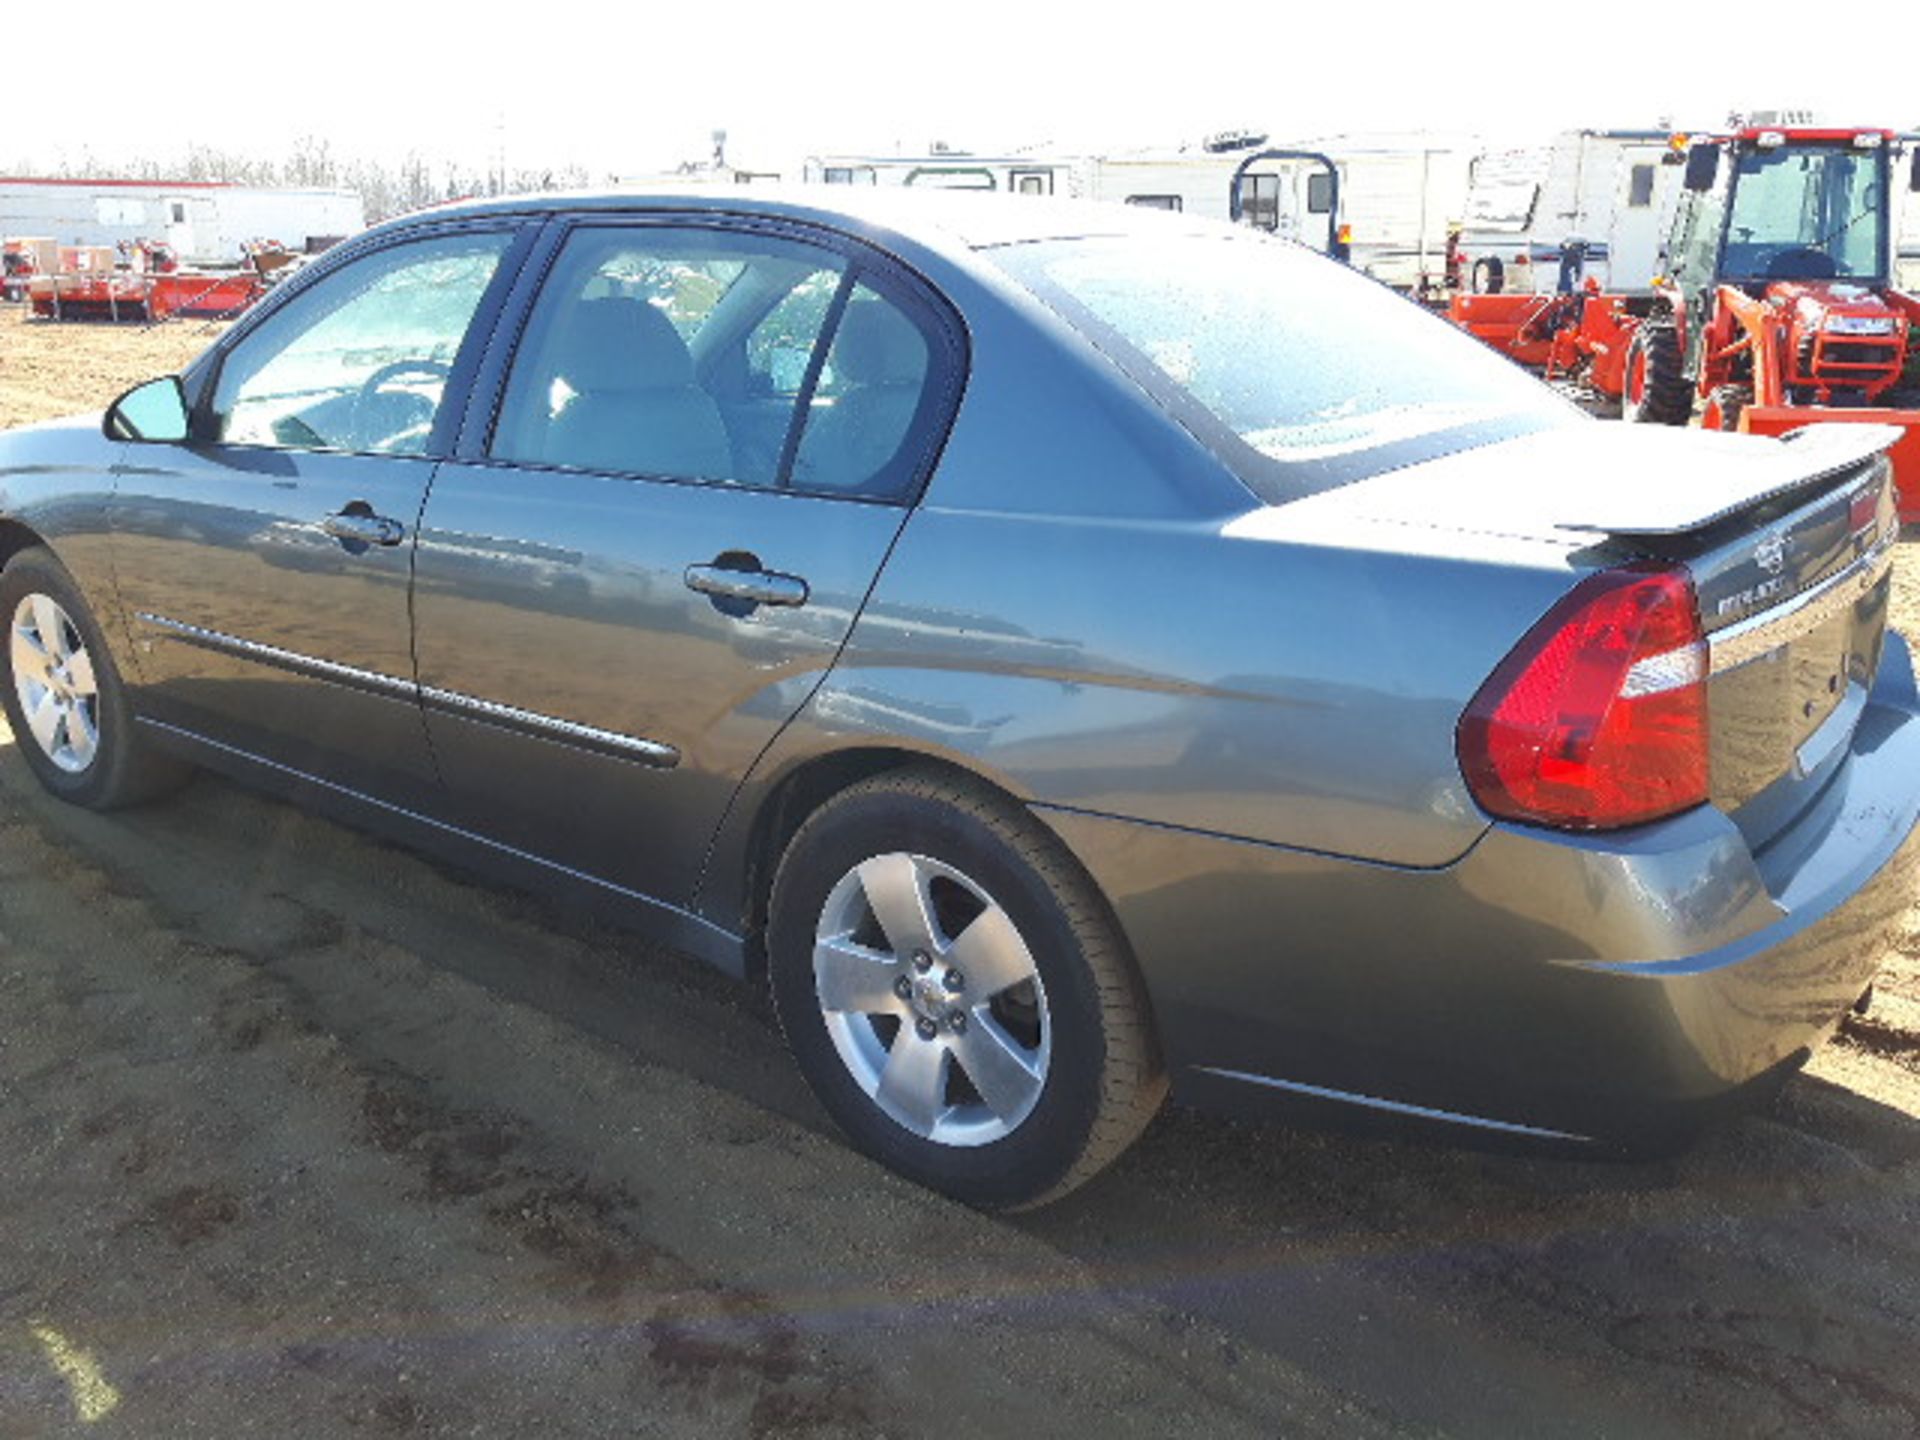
1763, 247, 1837, 280
352, 358, 451, 454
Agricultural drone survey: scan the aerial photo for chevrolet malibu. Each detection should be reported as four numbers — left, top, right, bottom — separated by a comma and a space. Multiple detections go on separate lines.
4, 190, 1917, 1209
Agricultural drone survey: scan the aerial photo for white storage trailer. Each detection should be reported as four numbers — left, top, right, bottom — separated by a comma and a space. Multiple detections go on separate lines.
0, 178, 363, 265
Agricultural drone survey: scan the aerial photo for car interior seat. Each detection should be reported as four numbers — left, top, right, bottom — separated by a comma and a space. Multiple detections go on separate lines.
541, 299, 733, 479
795, 299, 927, 495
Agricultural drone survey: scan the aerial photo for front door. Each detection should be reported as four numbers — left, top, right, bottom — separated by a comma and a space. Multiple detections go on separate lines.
413, 218, 961, 908
109, 225, 524, 805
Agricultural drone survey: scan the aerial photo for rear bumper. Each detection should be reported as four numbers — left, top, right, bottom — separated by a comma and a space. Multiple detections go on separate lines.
1743, 406, 1920, 523
1036, 633, 1920, 1147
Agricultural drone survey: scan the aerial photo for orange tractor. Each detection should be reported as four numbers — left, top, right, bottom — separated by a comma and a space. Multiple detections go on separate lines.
1451, 127, 1920, 518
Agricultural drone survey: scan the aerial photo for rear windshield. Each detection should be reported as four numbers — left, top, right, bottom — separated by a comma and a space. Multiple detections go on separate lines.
990, 233, 1578, 502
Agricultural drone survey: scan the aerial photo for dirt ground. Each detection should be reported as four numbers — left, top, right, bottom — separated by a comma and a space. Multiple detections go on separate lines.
0, 305, 221, 431
4, 303, 1920, 1437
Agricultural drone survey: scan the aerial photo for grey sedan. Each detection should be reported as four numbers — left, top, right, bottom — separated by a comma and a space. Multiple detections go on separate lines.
4, 189, 1917, 1208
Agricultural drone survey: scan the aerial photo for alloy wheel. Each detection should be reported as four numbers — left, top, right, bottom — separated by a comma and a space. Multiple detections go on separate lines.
9, 592, 100, 774
812, 851, 1051, 1147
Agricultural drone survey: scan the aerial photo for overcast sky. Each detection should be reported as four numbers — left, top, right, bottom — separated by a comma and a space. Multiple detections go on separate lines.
11, 1, 1917, 179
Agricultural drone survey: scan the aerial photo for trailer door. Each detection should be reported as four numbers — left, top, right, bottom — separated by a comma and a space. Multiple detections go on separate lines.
1604, 147, 1667, 290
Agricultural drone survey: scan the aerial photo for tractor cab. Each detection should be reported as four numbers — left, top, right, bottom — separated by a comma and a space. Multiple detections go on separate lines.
1663, 130, 1913, 387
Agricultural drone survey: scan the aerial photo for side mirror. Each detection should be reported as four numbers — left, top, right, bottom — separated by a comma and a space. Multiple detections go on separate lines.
104, 376, 189, 442
1683, 143, 1721, 192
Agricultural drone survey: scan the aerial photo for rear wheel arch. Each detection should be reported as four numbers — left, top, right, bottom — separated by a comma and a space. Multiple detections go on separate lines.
739, 747, 1018, 973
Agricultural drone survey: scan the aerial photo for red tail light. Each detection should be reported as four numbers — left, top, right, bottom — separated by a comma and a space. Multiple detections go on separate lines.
1458, 567, 1709, 830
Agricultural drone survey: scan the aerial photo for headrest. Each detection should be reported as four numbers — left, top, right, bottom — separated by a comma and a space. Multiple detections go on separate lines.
831, 300, 925, 386
553, 298, 695, 392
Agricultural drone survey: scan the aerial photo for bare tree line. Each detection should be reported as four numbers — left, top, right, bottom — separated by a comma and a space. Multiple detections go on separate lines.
4, 135, 599, 223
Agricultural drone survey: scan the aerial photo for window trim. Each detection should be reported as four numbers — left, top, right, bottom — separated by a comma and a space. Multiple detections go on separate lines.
452, 211, 971, 507
903, 166, 997, 190
186, 218, 535, 461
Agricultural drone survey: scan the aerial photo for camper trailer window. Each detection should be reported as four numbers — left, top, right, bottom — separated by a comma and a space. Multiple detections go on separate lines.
994, 233, 1573, 499
1306, 172, 1333, 215
823, 167, 877, 185
1240, 174, 1280, 231
1627, 164, 1657, 208
1125, 195, 1183, 212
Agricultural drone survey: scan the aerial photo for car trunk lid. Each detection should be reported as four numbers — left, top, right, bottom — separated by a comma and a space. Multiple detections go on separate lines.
1275, 420, 1901, 852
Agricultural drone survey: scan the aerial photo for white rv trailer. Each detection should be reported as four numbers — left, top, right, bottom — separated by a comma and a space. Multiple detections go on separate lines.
0, 177, 363, 265
1454, 130, 1685, 296
802, 153, 1073, 194
1071, 135, 1475, 290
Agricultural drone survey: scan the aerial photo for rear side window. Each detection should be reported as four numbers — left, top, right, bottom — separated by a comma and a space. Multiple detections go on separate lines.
490, 224, 949, 500
789, 284, 932, 496
991, 233, 1576, 500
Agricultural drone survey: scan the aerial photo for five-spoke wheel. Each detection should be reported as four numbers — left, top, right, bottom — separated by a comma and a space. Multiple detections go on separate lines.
9, 591, 99, 773
769, 767, 1165, 1209
814, 851, 1051, 1147
0, 546, 187, 808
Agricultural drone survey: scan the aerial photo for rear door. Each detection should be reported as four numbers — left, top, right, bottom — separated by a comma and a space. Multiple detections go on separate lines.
110, 223, 528, 806
412, 215, 964, 907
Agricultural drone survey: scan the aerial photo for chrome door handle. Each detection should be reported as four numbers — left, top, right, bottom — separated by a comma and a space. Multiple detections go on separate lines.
684, 563, 809, 608
322, 510, 406, 547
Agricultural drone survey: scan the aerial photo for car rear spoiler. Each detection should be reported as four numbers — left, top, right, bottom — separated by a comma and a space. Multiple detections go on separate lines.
1555, 425, 1901, 538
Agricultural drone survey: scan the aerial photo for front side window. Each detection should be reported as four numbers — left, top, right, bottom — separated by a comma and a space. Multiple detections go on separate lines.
491, 225, 943, 500
211, 231, 511, 454
1670, 185, 1726, 287
993, 233, 1575, 500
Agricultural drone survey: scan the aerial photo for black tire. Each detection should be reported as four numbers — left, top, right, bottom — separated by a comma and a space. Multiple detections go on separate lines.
1704, 384, 1751, 434
767, 767, 1165, 1210
1471, 256, 1505, 296
1622, 322, 1692, 426
0, 545, 188, 808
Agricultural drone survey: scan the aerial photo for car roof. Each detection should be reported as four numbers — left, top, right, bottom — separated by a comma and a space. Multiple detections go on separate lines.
406, 183, 1234, 251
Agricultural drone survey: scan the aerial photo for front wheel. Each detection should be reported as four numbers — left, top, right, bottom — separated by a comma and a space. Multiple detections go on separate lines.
1702, 384, 1751, 433
767, 768, 1165, 1209
1621, 323, 1692, 426
1, 546, 188, 808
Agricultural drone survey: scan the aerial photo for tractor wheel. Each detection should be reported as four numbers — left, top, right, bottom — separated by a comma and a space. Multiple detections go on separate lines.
1471, 257, 1506, 295
1622, 323, 1691, 426
1702, 385, 1752, 433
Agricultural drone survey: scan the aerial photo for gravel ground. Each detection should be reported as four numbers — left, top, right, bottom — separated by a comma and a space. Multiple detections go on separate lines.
4, 303, 1920, 1437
